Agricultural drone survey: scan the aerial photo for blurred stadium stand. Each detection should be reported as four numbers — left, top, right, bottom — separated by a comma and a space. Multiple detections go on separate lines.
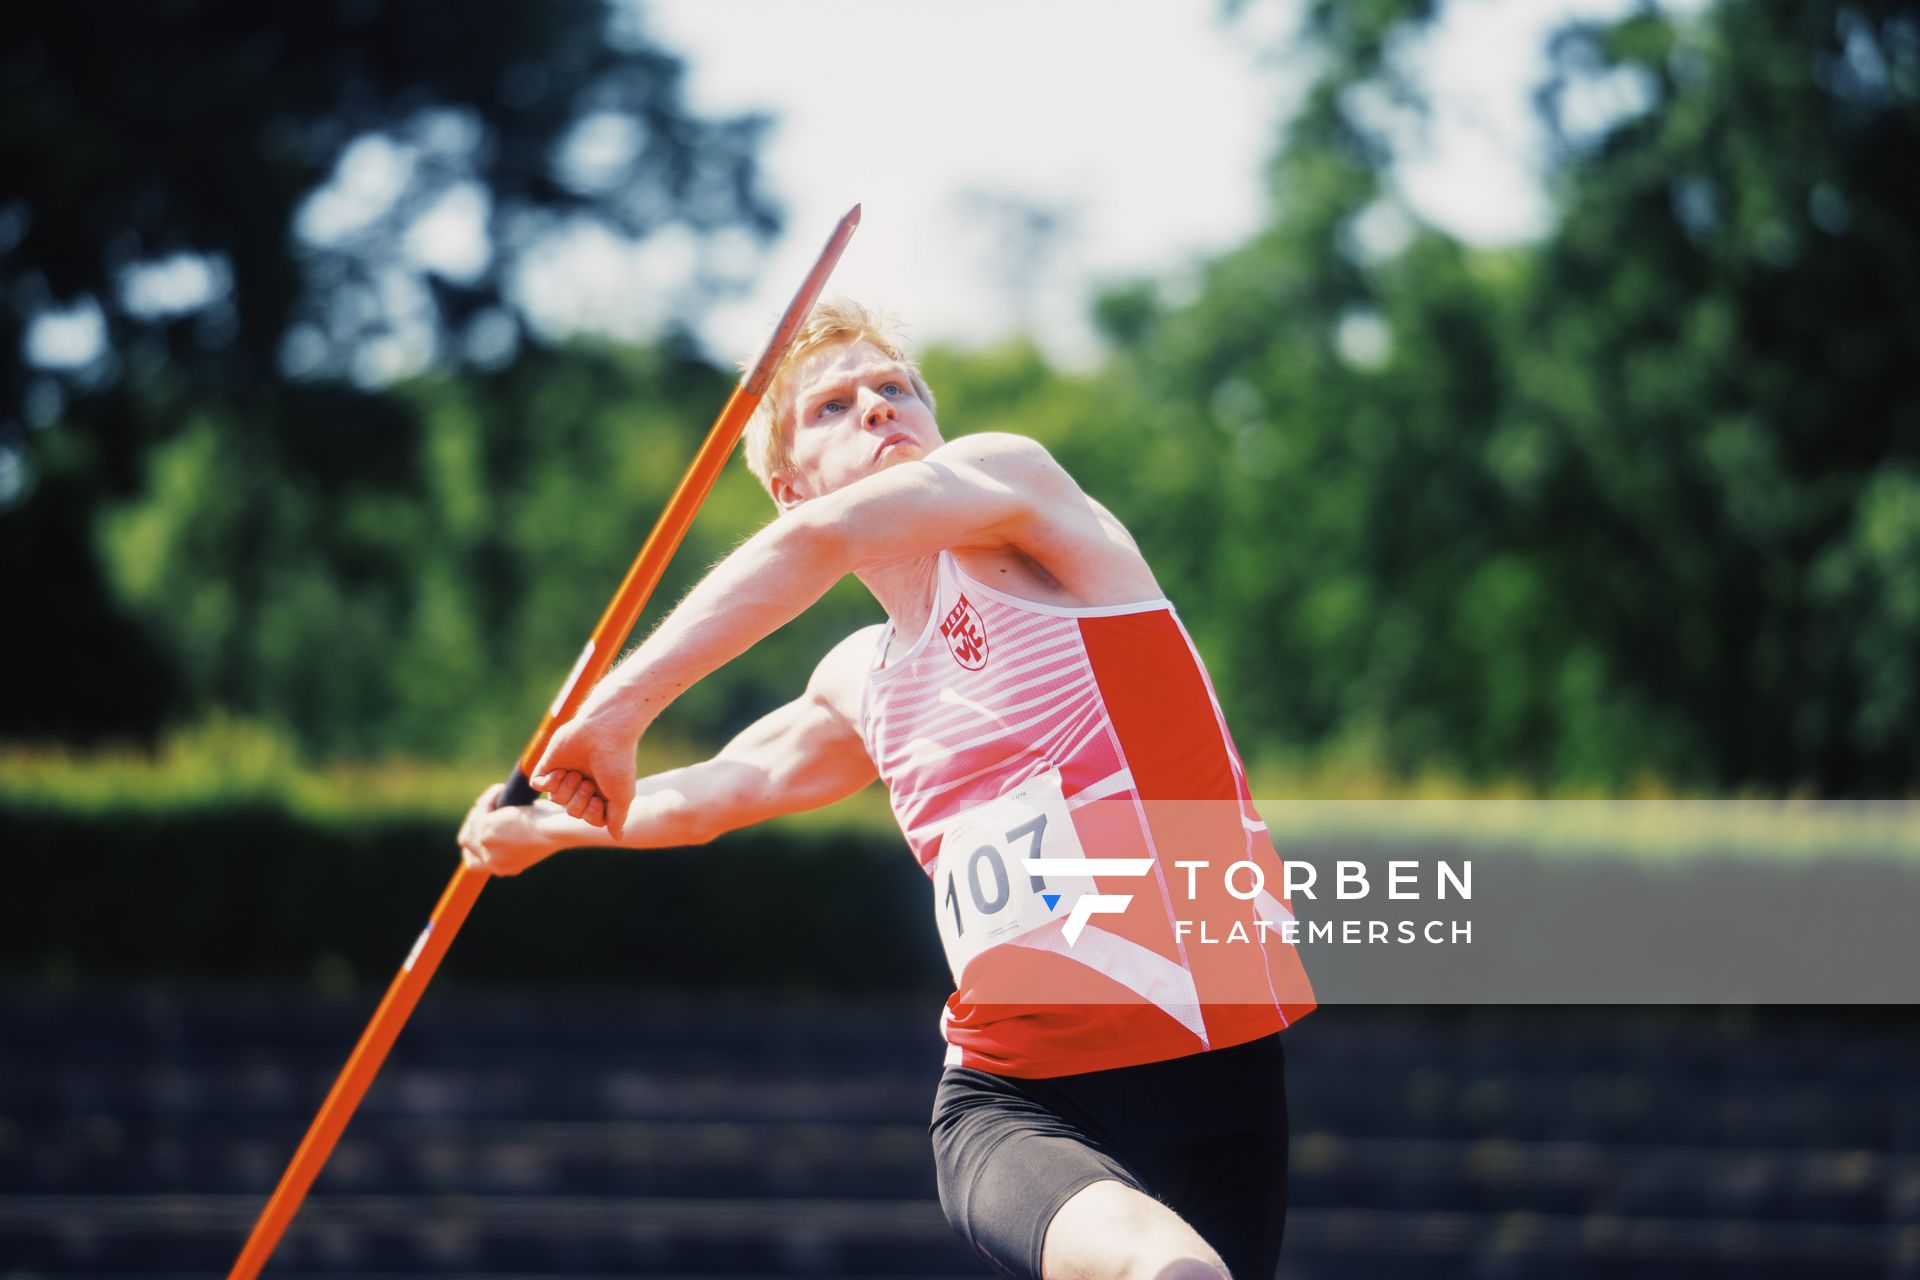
2, 991, 1917, 1277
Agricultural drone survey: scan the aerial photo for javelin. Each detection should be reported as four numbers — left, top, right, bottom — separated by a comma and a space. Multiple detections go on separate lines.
229, 203, 862, 1279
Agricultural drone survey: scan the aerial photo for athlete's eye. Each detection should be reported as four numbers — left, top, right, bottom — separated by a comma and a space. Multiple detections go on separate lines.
818, 399, 844, 417
882, 382, 903, 396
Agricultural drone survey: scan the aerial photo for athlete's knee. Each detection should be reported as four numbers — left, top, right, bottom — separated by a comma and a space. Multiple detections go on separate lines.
1139, 1261, 1231, 1280
1055, 1240, 1230, 1280
1041, 1179, 1231, 1280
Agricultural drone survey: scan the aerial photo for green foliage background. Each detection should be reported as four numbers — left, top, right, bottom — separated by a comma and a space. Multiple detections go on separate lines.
4, 0, 1917, 800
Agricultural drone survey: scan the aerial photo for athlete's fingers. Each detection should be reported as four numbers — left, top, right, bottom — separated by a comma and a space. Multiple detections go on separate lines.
458, 784, 506, 860
601, 767, 635, 841
460, 833, 493, 875
532, 722, 591, 794
585, 796, 606, 828
565, 780, 597, 820
549, 770, 581, 806
460, 783, 501, 836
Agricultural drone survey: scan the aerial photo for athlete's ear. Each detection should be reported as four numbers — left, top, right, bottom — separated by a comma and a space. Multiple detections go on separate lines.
771, 471, 808, 514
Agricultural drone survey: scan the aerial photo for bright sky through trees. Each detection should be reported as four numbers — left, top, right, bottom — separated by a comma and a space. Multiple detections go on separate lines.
619, 0, 1672, 368
14, 0, 1675, 379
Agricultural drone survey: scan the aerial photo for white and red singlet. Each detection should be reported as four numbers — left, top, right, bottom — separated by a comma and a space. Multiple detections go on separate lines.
860, 550, 1316, 1079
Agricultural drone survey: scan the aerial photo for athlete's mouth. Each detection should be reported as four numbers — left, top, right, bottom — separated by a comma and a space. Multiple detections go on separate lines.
874, 433, 910, 461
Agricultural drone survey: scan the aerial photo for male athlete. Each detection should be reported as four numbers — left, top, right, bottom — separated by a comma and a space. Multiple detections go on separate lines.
457, 299, 1315, 1279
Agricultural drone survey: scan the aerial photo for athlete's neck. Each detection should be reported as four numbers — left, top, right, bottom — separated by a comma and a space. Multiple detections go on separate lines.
857, 553, 941, 636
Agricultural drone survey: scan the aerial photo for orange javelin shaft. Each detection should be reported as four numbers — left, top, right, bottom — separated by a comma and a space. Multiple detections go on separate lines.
230, 203, 861, 1280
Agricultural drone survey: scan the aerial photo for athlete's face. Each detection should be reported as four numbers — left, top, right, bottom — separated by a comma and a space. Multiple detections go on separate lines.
772, 340, 942, 511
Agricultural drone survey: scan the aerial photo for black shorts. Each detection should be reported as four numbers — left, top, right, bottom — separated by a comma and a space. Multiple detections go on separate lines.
929, 1032, 1289, 1280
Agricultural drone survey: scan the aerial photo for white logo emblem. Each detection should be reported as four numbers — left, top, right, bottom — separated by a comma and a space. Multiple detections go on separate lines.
1020, 858, 1154, 944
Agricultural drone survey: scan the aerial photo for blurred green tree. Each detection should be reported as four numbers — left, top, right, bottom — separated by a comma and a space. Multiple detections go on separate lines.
10, 0, 1916, 796
0, 0, 778, 744
88, 343, 877, 757
1518, 1, 1920, 790
1088, 0, 1918, 793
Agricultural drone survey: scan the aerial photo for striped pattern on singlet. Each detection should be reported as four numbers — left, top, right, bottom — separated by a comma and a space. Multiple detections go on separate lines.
859, 550, 1315, 1079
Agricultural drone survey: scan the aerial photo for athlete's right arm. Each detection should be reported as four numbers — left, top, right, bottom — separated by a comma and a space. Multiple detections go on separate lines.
459, 629, 880, 876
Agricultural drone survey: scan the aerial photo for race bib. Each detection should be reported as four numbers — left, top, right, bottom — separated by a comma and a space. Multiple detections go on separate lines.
932, 768, 1099, 984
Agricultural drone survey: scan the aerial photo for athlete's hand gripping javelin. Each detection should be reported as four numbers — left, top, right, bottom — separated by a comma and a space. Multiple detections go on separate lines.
530, 684, 643, 832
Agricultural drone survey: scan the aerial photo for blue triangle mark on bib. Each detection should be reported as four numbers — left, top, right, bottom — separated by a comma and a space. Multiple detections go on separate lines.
1042, 894, 1061, 911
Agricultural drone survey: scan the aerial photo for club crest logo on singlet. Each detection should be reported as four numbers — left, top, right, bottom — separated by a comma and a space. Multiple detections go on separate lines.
939, 593, 989, 670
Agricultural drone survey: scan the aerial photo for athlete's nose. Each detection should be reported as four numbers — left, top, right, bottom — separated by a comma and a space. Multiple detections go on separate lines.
859, 387, 896, 429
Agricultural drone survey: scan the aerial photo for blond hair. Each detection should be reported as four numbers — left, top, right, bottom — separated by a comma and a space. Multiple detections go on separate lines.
740, 297, 936, 500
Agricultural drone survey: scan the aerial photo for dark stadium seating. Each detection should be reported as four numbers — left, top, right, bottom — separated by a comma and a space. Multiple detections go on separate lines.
2, 990, 1916, 1277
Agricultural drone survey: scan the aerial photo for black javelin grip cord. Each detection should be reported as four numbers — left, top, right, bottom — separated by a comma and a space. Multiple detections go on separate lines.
228, 203, 862, 1280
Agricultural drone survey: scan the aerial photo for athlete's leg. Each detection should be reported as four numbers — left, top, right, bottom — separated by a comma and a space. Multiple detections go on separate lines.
932, 1067, 1150, 1279
1128, 1033, 1289, 1280
1165, 1101, 1288, 1279
1039, 1178, 1230, 1280
929, 1039, 1287, 1280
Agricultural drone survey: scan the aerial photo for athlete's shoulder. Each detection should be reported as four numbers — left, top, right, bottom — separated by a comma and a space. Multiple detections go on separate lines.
925, 430, 1055, 463
924, 431, 1079, 503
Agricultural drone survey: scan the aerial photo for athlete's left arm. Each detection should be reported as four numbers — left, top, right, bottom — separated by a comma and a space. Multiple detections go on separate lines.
533, 432, 1072, 837
837, 431, 1087, 562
